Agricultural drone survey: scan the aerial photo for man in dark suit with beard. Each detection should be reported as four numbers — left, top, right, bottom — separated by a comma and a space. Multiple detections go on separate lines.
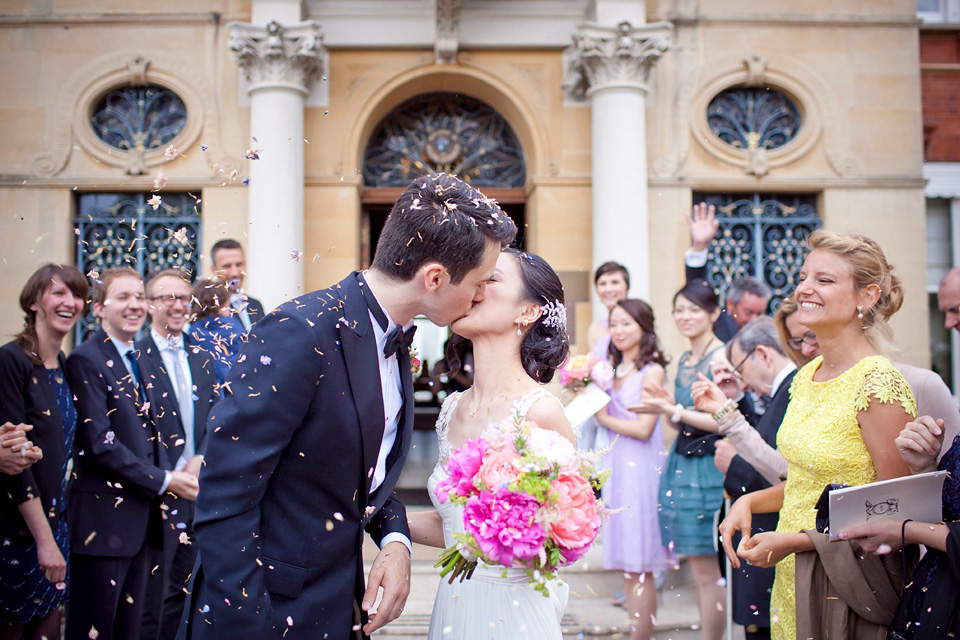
178, 174, 517, 640
137, 268, 219, 640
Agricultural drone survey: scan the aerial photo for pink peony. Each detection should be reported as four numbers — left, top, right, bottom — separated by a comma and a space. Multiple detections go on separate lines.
435, 438, 486, 503
548, 472, 600, 564
463, 489, 545, 567
477, 449, 521, 490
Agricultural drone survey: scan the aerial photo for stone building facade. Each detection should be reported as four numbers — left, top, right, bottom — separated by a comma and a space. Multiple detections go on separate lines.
0, 0, 930, 367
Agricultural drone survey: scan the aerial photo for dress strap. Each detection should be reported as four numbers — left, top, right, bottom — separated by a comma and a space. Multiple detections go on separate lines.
512, 387, 561, 421
436, 391, 464, 464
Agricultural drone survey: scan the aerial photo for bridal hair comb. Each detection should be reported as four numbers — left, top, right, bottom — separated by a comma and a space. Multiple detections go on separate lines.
540, 299, 567, 332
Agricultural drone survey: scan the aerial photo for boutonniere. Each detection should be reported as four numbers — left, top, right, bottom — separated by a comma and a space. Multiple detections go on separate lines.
409, 346, 422, 377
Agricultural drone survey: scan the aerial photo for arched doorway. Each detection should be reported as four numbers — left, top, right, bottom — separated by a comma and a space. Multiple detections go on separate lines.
360, 92, 527, 266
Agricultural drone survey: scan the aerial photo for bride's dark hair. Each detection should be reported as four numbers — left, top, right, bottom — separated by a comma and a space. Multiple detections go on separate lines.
443, 248, 570, 384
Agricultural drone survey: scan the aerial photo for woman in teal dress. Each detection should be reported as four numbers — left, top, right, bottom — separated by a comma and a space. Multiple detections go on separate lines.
632, 279, 728, 640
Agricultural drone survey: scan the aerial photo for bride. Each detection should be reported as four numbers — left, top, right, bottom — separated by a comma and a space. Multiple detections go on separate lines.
409, 248, 577, 639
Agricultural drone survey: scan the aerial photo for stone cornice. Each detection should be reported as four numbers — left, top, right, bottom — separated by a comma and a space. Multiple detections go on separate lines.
228, 20, 326, 96
565, 20, 672, 98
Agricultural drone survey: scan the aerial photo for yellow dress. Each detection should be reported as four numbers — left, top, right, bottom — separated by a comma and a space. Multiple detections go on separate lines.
770, 355, 916, 640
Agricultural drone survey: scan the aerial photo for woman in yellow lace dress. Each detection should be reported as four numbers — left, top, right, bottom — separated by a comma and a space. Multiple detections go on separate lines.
712, 230, 916, 640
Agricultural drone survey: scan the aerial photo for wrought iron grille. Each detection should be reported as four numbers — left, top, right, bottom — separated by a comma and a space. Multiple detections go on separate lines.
695, 193, 820, 311
363, 93, 525, 187
90, 85, 187, 151
707, 87, 801, 150
74, 192, 201, 342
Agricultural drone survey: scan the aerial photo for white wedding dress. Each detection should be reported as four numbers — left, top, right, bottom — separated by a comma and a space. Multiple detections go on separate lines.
426, 389, 570, 639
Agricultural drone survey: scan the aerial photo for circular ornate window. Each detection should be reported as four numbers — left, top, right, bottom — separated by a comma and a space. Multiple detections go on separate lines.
91, 85, 187, 152
707, 87, 801, 151
363, 93, 525, 188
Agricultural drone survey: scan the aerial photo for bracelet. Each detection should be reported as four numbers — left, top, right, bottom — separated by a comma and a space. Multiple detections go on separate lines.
711, 398, 738, 423
671, 403, 684, 423
901, 519, 913, 580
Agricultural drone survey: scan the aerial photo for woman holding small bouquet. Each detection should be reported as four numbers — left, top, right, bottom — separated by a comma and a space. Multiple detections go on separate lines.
594, 299, 675, 640
408, 248, 579, 640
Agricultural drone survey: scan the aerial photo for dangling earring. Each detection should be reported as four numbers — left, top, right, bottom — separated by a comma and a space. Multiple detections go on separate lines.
516, 320, 522, 336
857, 305, 863, 320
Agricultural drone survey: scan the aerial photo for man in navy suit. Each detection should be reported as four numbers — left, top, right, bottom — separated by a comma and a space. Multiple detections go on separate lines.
179, 174, 517, 640
137, 268, 219, 640
65, 267, 200, 640
210, 239, 264, 332
712, 317, 796, 640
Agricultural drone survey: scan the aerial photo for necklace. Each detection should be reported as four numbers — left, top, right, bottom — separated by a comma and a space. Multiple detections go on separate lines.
615, 361, 637, 379
692, 337, 718, 363
467, 376, 522, 417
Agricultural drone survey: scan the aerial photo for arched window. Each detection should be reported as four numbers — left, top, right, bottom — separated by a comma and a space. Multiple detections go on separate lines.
363, 93, 525, 188
707, 87, 801, 151
90, 85, 187, 152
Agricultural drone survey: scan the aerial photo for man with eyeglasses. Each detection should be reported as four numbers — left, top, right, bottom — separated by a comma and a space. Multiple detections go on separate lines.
136, 268, 219, 640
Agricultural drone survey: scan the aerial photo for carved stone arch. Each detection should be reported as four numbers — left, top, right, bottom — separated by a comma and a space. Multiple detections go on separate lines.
690, 55, 825, 177
35, 50, 216, 178
342, 64, 552, 187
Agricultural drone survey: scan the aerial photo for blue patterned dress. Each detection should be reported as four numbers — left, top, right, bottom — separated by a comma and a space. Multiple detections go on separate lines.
0, 367, 76, 624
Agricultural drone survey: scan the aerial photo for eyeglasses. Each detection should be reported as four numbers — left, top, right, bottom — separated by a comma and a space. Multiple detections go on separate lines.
150, 294, 191, 306
732, 346, 757, 378
787, 331, 818, 350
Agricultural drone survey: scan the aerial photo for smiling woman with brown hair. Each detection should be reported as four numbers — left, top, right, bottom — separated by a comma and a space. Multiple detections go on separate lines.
1, 264, 88, 640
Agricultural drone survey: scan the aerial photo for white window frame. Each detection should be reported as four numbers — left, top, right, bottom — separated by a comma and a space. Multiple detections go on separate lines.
925, 162, 960, 395
919, 0, 960, 24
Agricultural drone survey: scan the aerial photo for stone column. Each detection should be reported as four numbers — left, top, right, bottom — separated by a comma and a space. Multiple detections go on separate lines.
567, 20, 671, 307
228, 20, 324, 308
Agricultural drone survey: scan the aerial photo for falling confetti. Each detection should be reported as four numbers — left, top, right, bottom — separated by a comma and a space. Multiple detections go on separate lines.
243, 148, 260, 160
89, 626, 99, 639
154, 171, 167, 190
201, 144, 208, 151
291, 249, 303, 262
147, 195, 162, 210
164, 146, 178, 160
260, 355, 272, 365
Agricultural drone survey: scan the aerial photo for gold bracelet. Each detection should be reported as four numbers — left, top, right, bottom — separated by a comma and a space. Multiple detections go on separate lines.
711, 398, 738, 423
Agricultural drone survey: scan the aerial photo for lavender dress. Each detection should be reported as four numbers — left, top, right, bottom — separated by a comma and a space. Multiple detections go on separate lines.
600, 364, 676, 574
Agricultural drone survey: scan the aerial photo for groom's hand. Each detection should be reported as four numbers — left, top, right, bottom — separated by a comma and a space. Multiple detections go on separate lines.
362, 541, 411, 634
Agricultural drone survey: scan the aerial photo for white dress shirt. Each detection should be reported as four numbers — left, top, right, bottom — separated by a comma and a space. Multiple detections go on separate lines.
151, 329, 196, 470
229, 292, 253, 332
108, 334, 171, 494
365, 286, 413, 554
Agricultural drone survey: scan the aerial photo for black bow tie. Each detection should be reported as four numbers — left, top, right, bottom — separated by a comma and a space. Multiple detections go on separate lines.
384, 325, 416, 358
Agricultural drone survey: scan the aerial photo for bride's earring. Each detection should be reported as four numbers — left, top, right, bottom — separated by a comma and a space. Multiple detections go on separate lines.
516, 321, 522, 336
857, 305, 863, 320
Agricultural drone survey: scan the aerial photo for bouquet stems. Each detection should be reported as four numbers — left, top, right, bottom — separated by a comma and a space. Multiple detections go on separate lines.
434, 546, 478, 584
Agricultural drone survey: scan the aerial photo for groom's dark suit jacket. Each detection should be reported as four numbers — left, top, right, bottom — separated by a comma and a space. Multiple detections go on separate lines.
180, 274, 414, 640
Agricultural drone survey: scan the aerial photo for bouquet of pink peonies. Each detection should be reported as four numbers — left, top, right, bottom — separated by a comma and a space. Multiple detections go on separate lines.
434, 412, 609, 595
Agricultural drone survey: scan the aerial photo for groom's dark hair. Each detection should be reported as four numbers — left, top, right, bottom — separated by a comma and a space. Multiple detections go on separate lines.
372, 173, 517, 284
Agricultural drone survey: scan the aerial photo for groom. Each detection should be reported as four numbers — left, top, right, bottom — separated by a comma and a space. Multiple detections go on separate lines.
178, 174, 516, 640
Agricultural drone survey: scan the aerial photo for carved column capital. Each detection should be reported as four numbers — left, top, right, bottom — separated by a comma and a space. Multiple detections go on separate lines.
565, 20, 672, 98
228, 20, 326, 96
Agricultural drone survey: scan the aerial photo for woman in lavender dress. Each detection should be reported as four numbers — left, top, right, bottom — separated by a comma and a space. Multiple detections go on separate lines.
594, 299, 676, 640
